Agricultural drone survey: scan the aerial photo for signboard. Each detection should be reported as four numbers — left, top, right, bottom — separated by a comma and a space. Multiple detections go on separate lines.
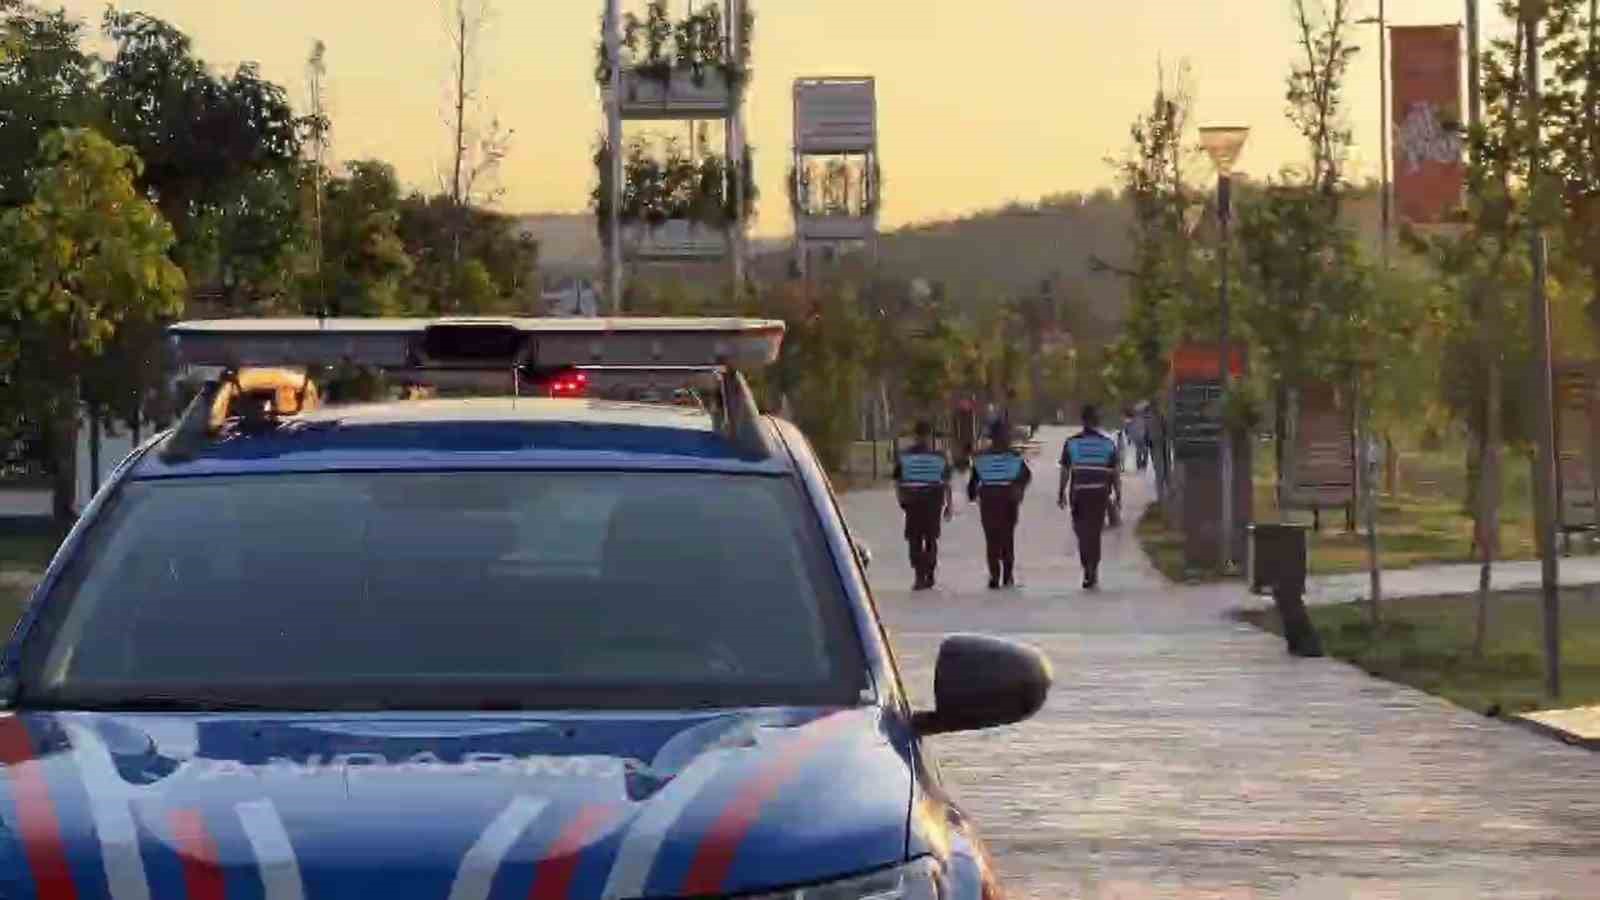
1391, 25, 1465, 224
1170, 343, 1246, 382
618, 69, 734, 121
1168, 343, 1246, 460
1172, 380, 1222, 459
1282, 382, 1355, 509
797, 213, 876, 241
621, 221, 729, 262
794, 78, 877, 153
1555, 364, 1600, 529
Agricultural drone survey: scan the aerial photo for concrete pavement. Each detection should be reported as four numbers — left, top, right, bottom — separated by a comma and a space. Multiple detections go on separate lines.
1308, 557, 1600, 606
841, 426, 1600, 899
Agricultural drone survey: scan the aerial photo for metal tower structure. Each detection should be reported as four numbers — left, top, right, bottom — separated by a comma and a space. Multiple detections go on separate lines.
601, 0, 750, 313
791, 77, 878, 280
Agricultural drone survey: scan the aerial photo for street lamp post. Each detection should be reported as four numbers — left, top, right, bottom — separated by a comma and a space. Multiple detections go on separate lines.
1200, 126, 1250, 572
1358, 1, 1392, 266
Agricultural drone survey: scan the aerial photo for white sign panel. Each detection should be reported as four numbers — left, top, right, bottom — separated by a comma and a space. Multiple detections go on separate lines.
797, 214, 875, 242
618, 69, 734, 121
622, 221, 729, 261
795, 79, 876, 153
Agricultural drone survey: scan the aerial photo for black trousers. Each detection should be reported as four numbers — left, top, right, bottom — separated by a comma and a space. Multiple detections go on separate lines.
904, 501, 943, 578
979, 492, 1021, 581
1072, 490, 1111, 578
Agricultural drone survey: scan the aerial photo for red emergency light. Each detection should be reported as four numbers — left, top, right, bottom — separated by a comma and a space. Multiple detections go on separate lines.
544, 368, 589, 397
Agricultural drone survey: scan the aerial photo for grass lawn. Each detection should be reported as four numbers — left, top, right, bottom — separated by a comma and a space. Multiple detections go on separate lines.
0, 530, 59, 573
1138, 441, 1548, 580
1239, 590, 1600, 715
1137, 501, 1203, 582
0, 583, 28, 632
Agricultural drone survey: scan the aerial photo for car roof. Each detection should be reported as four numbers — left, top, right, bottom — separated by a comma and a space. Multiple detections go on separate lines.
131, 397, 794, 479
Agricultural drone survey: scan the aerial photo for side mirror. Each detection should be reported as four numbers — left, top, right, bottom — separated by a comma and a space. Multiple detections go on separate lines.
855, 541, 873, 570
912, 634, 1051, 736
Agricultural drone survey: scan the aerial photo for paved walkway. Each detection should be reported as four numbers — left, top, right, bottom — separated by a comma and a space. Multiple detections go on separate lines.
1309, 557, 1600, 605
0, 489, 49, 518
841, 426, 1599, 899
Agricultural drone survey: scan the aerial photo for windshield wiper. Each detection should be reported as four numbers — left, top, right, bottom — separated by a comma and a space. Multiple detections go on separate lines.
37, 693, 291, 713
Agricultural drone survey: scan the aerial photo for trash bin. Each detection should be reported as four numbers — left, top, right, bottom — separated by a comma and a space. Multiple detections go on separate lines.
1247, 522, 1322, 658
1247, 522, 1309, 596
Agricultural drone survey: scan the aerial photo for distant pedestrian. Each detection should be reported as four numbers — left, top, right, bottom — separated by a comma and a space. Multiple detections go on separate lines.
1120, 409, 1137, 472
895, 421, 954, 591
1131, 404, 1150, 472
969, 421, 1033, 589
1060, 404, 1121, 590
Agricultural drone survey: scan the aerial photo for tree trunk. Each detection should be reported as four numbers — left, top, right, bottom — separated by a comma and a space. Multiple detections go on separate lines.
1275, 381, 1288, 508
47, 401, 79, 535
1383, 430, 1399, 494
88, 408, 102, 498
450, 4, 469, 269
1475, 348, 1502, 657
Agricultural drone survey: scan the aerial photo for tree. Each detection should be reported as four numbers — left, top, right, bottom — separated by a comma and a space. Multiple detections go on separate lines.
100, 10, 308, 311
1538, 0, 1600, 317
1100, 63, 1203, 406
1417, 2, 1600, 654
305, 39, 331, 313
441, 0, 511, 266
317, 160, 416, 316
0, 128, 185, 526
1237, 0, 1374, 449
0, 0, 98, 208
396, 192, 538, 314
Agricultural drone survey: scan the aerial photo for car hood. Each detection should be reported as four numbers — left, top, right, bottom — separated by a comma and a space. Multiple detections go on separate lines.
0, 707, 910, 898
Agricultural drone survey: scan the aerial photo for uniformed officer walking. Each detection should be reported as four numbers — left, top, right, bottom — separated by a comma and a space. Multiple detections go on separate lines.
1059, 405, 1121, 589
968, 421, 1032, 589
894, 421, 953, 590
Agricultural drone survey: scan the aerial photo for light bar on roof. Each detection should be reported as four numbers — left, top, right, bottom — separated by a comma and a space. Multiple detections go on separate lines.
168, 317, 786, 370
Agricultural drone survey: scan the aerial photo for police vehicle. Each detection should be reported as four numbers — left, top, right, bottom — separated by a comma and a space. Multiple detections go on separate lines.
0, 317, 1051, 899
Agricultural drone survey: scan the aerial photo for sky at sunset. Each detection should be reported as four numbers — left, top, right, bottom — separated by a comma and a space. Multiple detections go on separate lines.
58, 0, 1506, 236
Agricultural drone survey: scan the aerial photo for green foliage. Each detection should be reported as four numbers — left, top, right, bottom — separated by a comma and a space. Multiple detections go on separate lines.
395, 191, 539, 314
1100, 63, 1203, 404
592, 135, 758, 235
0, 128, 186, 522
99, 10, 309, 311
603, 0, 752, 87
1534, 0, 1600, 309
1235, 181, 1377, 387
1286, 0, 1359, 196
762, 281, 867, 470
315, 160, 415, 316
0, 129, 185, 352
0, 0, 97, 207
312, 160, 539, 316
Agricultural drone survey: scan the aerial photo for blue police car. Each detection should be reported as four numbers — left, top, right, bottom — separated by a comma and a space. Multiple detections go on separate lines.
0, 318, 1050, 899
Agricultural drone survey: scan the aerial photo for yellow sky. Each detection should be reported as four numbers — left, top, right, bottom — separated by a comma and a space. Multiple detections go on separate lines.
60, 0, 1497, 236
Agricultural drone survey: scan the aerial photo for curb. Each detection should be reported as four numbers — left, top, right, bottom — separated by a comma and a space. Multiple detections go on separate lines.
1508, 714, 1600, 752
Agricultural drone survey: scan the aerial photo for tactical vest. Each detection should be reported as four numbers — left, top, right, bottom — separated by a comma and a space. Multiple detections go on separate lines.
974, 452, 1024, 485
898, 451, 947, 487
1066, 432, 1118, 494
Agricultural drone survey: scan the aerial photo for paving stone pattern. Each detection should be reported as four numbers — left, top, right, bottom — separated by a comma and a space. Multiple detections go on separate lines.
841, 427, 1600, 899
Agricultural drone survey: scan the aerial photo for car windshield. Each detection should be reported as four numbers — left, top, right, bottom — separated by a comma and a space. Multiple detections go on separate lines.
20, 471, 866, 711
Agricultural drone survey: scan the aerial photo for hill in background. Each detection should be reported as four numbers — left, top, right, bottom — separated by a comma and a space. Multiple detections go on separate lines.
516, 184, 1383, 346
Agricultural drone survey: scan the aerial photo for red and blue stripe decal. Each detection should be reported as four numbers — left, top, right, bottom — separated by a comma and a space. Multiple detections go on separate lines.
526, 804, 619, 900
169, 810, 226, 900
0, 715, 76, 899
676, 712, 854, 896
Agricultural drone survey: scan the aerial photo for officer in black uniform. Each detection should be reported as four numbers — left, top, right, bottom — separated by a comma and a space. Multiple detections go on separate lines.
968, 421, 1032, 589
1059, 404, 1121, 589
894, 421, 953, 590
